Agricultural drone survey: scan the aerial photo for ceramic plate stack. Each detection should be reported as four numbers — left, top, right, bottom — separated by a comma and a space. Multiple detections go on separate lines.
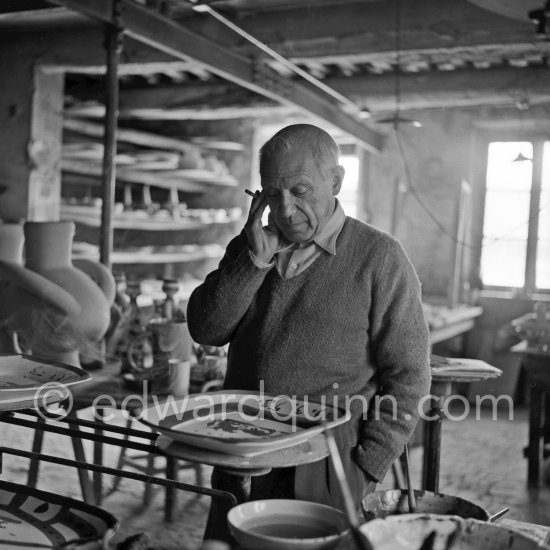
0, 354, 91, 411
138, 390, 351, 457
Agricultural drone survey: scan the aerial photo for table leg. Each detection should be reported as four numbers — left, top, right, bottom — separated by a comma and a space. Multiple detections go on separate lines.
203, 467, 251, 544
422, 382, 451, 493
422, 407, 443, 493
165, 456, 178, 522
67, 411, 96, 505
528, 384, 544, 488
93, 408, 105, 505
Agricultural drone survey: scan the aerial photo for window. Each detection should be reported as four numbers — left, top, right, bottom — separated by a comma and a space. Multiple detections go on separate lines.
481, 141, 550, 292
338, 155, 360, 219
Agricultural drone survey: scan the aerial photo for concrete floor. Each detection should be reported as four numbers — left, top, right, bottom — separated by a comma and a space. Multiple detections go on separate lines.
1, 404, 549, 549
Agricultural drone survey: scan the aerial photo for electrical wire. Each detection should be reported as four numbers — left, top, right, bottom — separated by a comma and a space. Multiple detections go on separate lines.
393, 130, 550, 251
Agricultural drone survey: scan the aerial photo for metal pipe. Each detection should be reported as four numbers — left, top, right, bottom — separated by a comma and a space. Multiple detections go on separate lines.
0, 447, 237, 507
100, 0, 124, 268
0, 415, 156, 453
9, 410, 157, 441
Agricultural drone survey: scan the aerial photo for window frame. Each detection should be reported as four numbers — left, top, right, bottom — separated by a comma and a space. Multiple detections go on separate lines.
475, 130, 548, 296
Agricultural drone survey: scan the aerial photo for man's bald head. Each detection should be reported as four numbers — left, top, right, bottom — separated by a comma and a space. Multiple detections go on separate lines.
259, 124, 340, 177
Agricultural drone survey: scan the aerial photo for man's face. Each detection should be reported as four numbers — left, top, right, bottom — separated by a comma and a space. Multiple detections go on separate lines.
260, 144, 341, 244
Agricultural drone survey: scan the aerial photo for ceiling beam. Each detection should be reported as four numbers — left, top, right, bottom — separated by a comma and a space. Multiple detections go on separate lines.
66, 63, 550, 117
51, 0, 384, 152
328, 64, 550, 111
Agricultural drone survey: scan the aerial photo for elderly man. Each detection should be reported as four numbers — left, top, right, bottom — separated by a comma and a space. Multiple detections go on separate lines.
187, 124, 431, 541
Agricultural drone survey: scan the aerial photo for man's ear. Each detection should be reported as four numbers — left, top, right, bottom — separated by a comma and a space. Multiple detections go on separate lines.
332, 165, 345, 195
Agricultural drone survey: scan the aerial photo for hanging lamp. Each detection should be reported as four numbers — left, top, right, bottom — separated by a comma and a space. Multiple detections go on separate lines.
512, 98, 532, 162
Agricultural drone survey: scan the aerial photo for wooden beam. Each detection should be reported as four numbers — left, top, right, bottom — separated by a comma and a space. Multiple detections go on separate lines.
327, 64, 550, 111
66, 63, 550, 118
62, 159, 238, 191
65, 103, 293, 121
51, 0, 384, 152
28, 68, 65, 221
63, 118, 200, 154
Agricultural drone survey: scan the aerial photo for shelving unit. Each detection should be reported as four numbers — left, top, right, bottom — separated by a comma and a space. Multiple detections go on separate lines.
60, 118, 245, 279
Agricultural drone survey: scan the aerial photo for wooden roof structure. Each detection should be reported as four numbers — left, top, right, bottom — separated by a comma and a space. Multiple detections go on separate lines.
2, 0, 549, 152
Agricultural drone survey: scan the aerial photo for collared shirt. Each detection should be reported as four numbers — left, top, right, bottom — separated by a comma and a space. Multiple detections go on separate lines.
249, 200, 346, 279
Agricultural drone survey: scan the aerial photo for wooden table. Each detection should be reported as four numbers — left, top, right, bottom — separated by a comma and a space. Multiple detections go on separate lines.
428, 305, 483, 345
511, 340, 550, 487
422, 364, 501, 493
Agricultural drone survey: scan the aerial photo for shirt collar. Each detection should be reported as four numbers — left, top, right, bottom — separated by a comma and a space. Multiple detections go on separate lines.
312, 199, 346, 255
275, 199, 346, 256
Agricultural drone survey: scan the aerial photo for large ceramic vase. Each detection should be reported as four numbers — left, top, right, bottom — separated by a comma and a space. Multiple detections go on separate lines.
0, 223, 25, 352
0, 221, 115, 366
0, 223, 24, 265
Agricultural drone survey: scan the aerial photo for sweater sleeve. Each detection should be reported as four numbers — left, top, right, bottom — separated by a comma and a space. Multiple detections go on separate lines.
186, 231, 274, 347
355, 236, 431, 482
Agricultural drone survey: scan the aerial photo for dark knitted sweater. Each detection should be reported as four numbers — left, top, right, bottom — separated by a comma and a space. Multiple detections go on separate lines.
187, 217, 431, 481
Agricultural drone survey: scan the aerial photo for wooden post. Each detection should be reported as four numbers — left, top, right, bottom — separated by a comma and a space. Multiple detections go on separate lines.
100, 1, 124, 269
0, 50, 64, 222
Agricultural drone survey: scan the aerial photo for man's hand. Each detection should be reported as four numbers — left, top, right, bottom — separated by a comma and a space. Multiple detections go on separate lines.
244, 190, 283, 263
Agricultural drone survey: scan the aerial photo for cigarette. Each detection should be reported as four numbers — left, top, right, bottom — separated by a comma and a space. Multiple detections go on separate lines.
245, 189, 256, 197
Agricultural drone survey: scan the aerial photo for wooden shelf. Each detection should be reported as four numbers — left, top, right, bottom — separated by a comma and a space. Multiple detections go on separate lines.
72, 243, 225, 266
61, 204, 240, 232
62, 159, 238, 192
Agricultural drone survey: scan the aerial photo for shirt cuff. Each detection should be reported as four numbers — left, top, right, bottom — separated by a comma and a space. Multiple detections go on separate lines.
248, 249, 275, 269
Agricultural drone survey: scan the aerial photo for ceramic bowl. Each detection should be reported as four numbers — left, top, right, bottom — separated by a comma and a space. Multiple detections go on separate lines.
227, 499, 349, 550
357, 514, 545, 550
361, 489, 489, 521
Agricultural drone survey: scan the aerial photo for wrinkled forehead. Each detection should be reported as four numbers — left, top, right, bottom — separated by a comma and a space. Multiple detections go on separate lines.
260, 143, 318, 177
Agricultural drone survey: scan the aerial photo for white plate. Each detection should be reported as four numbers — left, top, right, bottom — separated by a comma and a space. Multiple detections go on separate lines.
138, 390, 351, 457
0, 354, 91, 392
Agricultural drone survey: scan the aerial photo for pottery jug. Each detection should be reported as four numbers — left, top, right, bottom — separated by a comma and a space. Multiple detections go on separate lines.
0, 221, 114, 366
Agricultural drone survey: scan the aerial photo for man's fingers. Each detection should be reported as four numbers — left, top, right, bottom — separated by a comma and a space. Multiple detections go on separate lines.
246, 191, 267, 225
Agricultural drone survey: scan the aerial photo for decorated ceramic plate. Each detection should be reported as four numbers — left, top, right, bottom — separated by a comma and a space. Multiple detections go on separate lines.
138, 390, 351, 456
0, 480, 118, 549
0, 354, 91, 392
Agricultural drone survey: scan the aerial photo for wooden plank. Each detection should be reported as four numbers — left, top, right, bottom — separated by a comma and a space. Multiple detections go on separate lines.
66, 63, 550, 116
326, 64, 550, 112
61, 159, 237, 192
52, 0, 384, 152
28, 68, 65, 221
66, 104, 293, 121
63, 118, 200, 155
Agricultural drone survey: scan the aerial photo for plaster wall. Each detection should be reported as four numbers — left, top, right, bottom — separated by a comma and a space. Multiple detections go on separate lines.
365, 105, 550, 299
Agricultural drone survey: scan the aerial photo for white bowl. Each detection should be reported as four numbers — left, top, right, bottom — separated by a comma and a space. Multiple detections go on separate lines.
227, 499, 349, 550
358, 514, 546, 550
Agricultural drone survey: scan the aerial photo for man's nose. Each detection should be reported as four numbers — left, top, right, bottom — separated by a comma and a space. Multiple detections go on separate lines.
279, 193, 296, 218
